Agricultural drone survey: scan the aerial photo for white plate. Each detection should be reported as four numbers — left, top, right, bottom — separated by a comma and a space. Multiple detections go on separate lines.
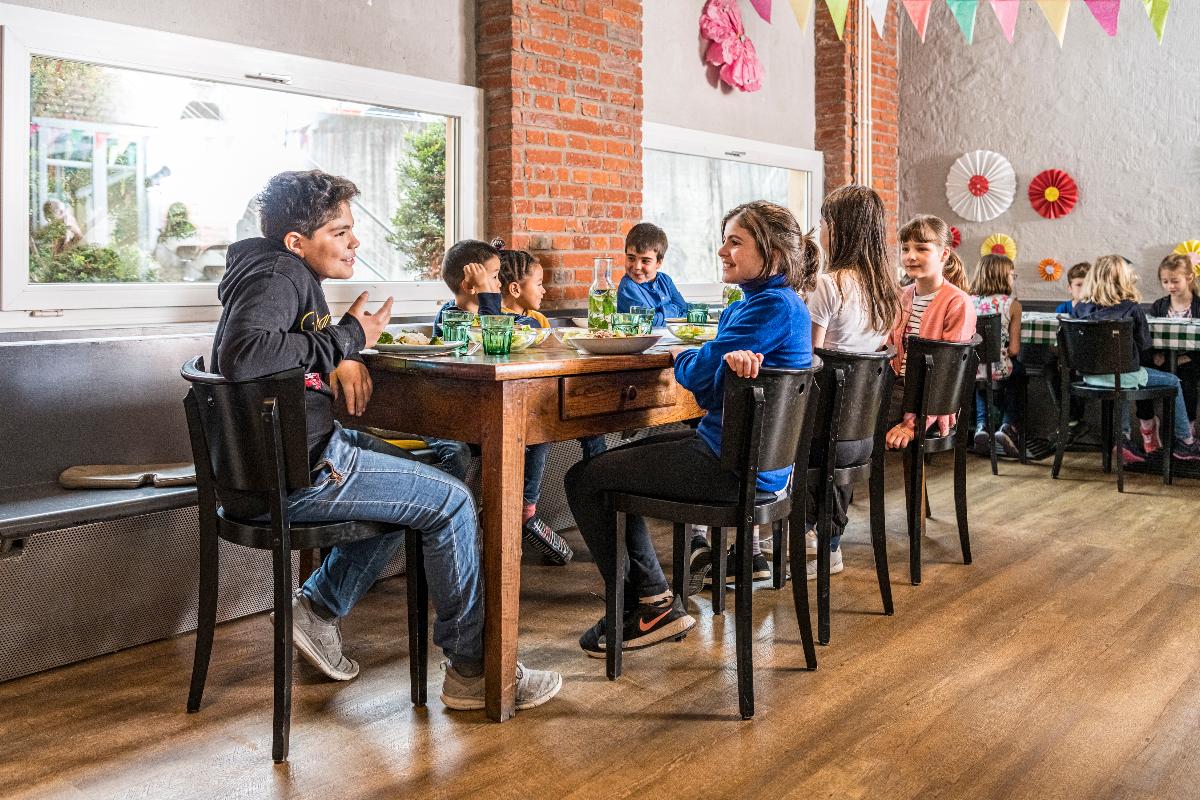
572, 334, 662, 355
373, 341, 468, 355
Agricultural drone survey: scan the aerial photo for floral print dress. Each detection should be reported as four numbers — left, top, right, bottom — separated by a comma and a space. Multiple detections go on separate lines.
973, 293, 1015, 380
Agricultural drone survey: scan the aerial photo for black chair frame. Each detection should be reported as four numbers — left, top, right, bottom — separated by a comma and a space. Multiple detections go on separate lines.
974, 313, 1003, 474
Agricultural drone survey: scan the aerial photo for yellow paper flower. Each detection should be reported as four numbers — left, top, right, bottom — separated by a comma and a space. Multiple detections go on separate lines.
1037, 258, 1063, 282
981, 234, 1017, 261
1174, 240, 1200, 256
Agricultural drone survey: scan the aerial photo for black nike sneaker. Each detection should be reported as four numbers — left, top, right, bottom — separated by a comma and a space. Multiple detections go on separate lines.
578, 596, 696, 657
522, 515, 573, 565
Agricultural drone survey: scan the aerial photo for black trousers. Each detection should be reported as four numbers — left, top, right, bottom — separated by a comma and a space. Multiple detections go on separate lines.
807, 438, 875, 550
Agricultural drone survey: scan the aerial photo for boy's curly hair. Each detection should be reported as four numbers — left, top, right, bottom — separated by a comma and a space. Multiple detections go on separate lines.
257, 170, 359, 242
491, 238, 540, 287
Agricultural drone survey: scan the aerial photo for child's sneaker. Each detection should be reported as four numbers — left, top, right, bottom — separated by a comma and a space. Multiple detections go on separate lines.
1172, 438, 1200, 461
994, 423, 1019, 457
973, 426, 991, 455
578, 596, 695, 657
686, 535, 711, 597
286, 590, 359, 681
440, 660, 562, 710
1116, 436, 1146, 464
806, 547, 844, 581
1140, 417, 1161, 454
805, 529, 818, 556
522, 516, 573, 565
722, 551, 772, 585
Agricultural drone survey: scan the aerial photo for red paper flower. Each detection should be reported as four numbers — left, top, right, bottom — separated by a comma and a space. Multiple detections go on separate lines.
950, 226, 962, 250
1028, 169, 1078, 219
700, 0, 764, 93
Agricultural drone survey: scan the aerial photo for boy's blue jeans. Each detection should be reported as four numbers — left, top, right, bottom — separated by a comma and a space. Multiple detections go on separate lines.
975, 358, 1024, 429
289, 424, 484, 667
1120, 367, 1191, 440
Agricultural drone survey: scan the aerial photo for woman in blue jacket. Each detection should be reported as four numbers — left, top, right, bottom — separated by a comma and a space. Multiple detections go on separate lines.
565, 200, 819, 658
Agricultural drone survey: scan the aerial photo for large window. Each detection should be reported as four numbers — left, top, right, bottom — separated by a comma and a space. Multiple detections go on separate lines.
642, 123, 823, 295
1, 7, 481, 314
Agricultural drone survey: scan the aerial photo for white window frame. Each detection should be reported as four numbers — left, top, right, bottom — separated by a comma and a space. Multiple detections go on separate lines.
0, 3, 482, 315
642, 122, 824, 301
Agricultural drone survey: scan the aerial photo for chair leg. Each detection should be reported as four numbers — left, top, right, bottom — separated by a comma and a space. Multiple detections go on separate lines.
672, 523, 689, 605
607, 512, 628, 680
816, 504, 832, 646
187, 521, 219, 714
868, 464, 893, 615
1052, 388, 1070, 479
1112, 399, 1125, 493
1018, 374, 1029, 465
924, 481, 932, 520
270, 542, 293, 764
735, 523, 755, 719
1100, 399, 1114, 474
771, 519, 786, 590
986, 379, 998, 475
788, 511, 817, 671
711, 527, 727, 615
905, 445, 924, 586
404, 531, 428, 706
1162, 396, 1174, 486
955, 437, 972, 565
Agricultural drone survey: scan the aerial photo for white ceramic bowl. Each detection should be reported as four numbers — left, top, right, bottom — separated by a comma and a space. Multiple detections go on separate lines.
571, 334, 662, 355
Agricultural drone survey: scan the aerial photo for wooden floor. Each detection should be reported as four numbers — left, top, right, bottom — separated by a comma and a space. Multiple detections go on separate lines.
5, 451, 1200, 800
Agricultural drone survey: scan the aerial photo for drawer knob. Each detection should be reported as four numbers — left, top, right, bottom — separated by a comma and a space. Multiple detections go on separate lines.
622, 385, 638, 402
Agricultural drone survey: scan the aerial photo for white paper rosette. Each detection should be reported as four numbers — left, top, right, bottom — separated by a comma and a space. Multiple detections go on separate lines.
945, 150, 1016, 222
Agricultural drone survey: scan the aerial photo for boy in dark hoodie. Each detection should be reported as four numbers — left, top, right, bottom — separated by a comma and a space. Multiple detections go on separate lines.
212, 170, 561, 710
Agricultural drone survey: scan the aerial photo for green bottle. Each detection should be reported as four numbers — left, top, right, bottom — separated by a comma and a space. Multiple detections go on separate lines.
588, 257, 616, 330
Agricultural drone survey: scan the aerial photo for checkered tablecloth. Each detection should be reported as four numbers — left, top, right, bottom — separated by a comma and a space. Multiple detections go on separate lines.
1021, 311, 1200, 350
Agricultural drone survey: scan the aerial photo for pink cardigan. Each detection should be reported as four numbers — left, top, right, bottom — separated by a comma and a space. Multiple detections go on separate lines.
888, 281, 977, 433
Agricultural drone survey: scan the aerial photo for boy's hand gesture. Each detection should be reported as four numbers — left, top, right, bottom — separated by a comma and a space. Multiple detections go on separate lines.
346, 291, 394, 349
463, 262, 500, 295
724, 350, 764, 378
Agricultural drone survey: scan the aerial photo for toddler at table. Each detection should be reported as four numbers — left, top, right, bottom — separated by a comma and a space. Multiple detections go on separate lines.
494, 241, 607, 563
616, 222, 689, 326
432, 239, 539, 336
969, 254, 1024, 457
1143, 253, 1200, 442
565, 200, 818, 657
1070, 255, 1200, 462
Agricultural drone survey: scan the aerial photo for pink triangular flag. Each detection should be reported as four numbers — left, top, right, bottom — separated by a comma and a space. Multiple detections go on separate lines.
901, 0, 933, 41
1083, 0, 1120, 35
748, 0, 772, 23
988, 0, 1020, 42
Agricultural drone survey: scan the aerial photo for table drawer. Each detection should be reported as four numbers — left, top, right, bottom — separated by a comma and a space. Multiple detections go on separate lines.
560, 369, 679, 420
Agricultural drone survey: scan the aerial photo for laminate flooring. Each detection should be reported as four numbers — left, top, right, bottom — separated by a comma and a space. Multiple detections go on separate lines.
3, 451, 1199, 800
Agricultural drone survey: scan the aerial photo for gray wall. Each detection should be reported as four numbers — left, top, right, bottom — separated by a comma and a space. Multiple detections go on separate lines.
643, 0, 816, 149
899, 2, 1199, 302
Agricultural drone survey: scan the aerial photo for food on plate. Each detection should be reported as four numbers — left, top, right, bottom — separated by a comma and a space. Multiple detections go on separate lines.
378, 329, 432, 346
670, 323, 718, 342
584, 330, 629, 339
376, 331, 394, 345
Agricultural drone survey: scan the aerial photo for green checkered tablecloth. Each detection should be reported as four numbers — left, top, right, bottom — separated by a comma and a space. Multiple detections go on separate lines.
1021, 311, 1200, 350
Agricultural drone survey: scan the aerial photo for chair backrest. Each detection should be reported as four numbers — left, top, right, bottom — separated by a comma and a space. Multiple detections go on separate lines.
1057, 317, 1138, 378
811, 347, 895, 458
975, 313, 1003, 365
180, 356, 311, 495
902, 335, 981, 417
720, 360, 822, 477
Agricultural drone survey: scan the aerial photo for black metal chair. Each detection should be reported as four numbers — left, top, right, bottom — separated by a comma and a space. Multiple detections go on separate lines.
180, 357, 428, 763
807, 347, 895, 645
1051, 319, 1175, 492
974, 313, 1003, 475
604, 363, 822, 719
900, 335, 980, 586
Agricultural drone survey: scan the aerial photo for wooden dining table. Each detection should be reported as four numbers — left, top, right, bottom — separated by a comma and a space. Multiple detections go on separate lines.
347, 341, 703, 721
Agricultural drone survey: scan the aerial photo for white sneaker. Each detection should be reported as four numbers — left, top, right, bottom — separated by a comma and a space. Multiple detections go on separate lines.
440, 661, 562, 711
805, 529, 818, 556
806, 547, 844, 581
287, 590, 359, 681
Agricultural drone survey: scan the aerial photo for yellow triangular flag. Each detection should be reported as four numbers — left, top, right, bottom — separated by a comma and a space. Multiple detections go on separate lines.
825, 0, 851, 39
1036, 0, 1070, 46
1142, 0, 1171, 44
788, 0, 815, 30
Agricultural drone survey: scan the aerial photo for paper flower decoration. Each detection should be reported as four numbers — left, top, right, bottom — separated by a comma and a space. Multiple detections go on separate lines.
700, 0, 764, 93
981, 234, 1017, 261
1174, 240, 1200, 257
1037, 258, 1063, 282
949, 226, 962, 250
1028, 169, 1078, 219
946, 150, 1016, 222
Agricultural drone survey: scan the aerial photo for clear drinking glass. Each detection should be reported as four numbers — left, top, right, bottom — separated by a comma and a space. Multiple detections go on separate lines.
686, 302, 710, 324
480, 315, 514, 355
629, 305, 654, 334
441, 310, 474, 345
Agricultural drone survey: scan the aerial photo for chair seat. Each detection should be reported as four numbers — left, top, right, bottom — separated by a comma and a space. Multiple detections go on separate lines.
1068, 382, 1177, 402
216, 507, 401, 550
609, 489, 790, 529
806, 462, 871, 487
919, 428, 960, 454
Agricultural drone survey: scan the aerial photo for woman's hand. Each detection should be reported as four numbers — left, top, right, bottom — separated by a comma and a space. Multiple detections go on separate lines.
885, 421, 916, 450
724, 350, 765, 378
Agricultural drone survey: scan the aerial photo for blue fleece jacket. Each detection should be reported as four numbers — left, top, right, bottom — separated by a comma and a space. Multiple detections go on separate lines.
672, 272, 812, 491
617, 272, 688, 326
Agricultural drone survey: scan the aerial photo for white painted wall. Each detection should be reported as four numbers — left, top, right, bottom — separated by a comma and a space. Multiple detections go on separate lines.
643, 0, 816, 149
899, 1, 1199, 302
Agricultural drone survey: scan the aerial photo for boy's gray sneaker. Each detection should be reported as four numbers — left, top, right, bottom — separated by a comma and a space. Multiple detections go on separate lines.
440, 661, 563, 711
287, 590, 359, 681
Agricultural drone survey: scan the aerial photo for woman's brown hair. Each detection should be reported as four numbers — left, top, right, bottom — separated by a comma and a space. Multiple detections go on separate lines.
969, 254, 1015, 297
820, 184, 902, 333
721, 200, 820, 293
898, 214, 969, 291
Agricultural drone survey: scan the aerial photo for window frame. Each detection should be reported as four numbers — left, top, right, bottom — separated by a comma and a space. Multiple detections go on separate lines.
641, 122, 824, 300
0, 5, 482, 314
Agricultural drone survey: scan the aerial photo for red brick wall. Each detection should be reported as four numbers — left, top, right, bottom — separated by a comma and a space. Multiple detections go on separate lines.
477, 0, 643, 307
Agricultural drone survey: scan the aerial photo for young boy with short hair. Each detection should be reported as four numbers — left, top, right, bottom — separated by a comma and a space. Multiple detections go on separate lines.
212, 169, 561, 710
433, 240, 538, 335
616, 222, 688, 326
1055, 262, 1091, 313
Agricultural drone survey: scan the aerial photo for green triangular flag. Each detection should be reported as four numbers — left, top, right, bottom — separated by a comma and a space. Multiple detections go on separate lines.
825, 0, 851, 39
946, 0, 979, 43
1142, 0, 1171, 44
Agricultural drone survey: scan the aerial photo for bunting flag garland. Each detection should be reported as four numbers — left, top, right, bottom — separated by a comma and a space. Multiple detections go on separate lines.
1083, 0, 1120, 36
947, 150, 1016, 222
748, 0, 772, 23
866, 0, 890, 37
1028, 169, 1079, 219
946, 0, 979, 43
787, 0, 815, 30
1143, 0, 1170, 44
1037, 0, 1071, 46
825, 0, 851, 39
989, 0, 1020, 43
981, 234, 1018, 261
901, 0, 933, 41
1038, 259, 1064, 282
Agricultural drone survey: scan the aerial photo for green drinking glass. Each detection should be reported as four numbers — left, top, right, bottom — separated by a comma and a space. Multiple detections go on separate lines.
629, 305, 654, 334
480, 315, 514, 355
686, 303, 710, 324
610, 313, 641, 335
441, 310, 474, 345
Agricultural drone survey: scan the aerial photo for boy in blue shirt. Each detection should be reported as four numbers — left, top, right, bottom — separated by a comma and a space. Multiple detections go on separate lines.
1055, 261, 1091, 314
616, 222, 688, 326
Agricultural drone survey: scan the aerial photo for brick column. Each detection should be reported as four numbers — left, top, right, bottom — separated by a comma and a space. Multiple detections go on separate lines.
477, 0, 643, 307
